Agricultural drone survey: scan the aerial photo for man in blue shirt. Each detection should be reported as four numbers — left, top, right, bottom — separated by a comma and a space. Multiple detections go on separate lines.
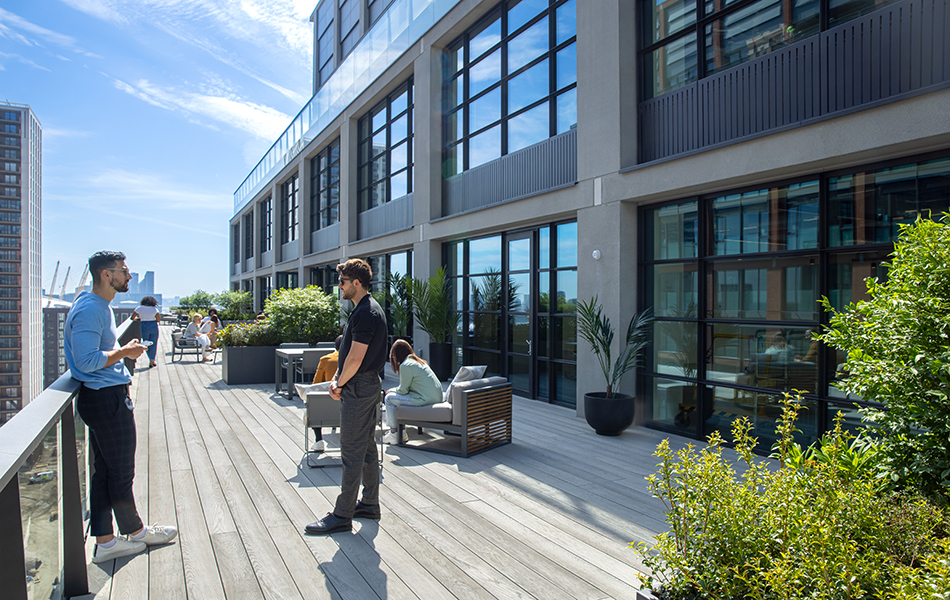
65, 251, 178, 563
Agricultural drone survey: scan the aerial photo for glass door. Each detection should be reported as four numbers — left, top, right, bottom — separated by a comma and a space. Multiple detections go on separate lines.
507, 233, 533, 397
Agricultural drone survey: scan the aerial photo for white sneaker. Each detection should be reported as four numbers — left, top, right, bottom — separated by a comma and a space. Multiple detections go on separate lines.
382, 431, 407, 445
93, 538, 146, 563
133, 524, 178, 546
310, 439, 326, 452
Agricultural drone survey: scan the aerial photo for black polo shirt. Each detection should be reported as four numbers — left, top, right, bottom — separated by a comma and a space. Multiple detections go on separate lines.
337, 293, 388, 377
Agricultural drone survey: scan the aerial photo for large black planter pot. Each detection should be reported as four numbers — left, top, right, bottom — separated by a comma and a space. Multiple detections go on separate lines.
428, 342, 453, 381
584, 392, 635, 436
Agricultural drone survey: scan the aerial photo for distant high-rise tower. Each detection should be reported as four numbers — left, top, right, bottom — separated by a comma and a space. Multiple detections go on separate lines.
0, 103, 41, 425
141, 271, 154, 296
129, 271, 139, 295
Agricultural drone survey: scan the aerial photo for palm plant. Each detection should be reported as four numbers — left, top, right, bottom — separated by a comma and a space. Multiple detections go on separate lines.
577, 296, 652, 398
410, 266, 461, 344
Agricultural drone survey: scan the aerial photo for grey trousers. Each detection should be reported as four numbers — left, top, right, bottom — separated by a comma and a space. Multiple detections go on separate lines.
333, 372, 381, 518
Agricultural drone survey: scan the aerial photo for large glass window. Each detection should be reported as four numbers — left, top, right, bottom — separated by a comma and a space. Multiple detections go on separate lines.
445, 220, 577, 406
339, 0, 360, 59
443, 0, 577, 176
243, 212, 254, 260
316, 0, 335, 89
641, 152, 950, 450
280, 173, 299, 245
310, 138, 341, 231
259, 196, 272, 253
640, 0, 900, 99
232, 224, 240, 264
358, 80, 414, 212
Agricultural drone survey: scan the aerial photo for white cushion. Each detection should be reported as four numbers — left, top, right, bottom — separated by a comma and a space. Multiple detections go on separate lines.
443, 365, 488, 404
295, 381, 332, 398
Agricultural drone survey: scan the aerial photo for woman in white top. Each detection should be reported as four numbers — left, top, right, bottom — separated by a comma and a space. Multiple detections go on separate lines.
132, 296, 161, 368
199, 314, 219, 347
183, 314, 212, 361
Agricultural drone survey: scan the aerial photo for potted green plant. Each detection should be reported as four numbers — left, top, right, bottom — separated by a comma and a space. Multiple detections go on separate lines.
576, 296, 651, 435
386, 271, 413, 346
411, 266, 461, 380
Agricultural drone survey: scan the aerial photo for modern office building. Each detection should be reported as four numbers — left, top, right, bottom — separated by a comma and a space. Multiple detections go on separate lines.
42, 300, 70, 390
0, 103, 42, 426
230, 0, 950, 446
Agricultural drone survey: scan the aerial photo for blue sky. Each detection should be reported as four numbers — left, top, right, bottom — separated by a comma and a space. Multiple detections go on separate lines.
0, 0, 316, 298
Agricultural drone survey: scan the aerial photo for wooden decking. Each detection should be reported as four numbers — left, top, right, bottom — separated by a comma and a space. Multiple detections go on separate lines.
82, 326, 688, 600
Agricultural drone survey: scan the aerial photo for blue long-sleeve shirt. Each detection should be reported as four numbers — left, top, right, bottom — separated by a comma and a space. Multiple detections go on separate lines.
64, 291, 131, 389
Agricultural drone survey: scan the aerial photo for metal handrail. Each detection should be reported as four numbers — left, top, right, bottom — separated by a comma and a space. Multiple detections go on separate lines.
0, 316, 139, 600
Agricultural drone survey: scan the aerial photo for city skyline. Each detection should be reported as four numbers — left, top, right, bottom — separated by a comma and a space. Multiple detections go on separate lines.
0, 1, 317, 297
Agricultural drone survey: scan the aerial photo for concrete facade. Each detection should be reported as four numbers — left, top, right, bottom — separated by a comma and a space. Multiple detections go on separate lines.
230, 0, 950, 438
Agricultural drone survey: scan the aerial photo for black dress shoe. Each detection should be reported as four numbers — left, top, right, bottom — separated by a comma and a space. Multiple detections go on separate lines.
353, 501, 381, 520
305, 513, 352, 534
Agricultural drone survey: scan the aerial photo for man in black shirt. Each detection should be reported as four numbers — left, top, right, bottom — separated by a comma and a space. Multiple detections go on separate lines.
306, 258, 388, 534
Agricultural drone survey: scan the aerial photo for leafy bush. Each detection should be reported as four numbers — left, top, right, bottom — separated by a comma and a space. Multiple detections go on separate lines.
179, 290, 214, 311
214, 290, 253, 321
263, 286, 340, 343
217, 322, 280, 347
637, 393, 949, 600
819, 214, 950, 504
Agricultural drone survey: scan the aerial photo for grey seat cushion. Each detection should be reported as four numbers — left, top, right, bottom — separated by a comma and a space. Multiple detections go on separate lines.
393, 402, 453, 423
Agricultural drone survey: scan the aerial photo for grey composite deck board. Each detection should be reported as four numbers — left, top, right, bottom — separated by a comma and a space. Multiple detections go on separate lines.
83, 326, 682, 598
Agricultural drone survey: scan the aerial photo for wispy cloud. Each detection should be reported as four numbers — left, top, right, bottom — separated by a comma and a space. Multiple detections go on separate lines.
0, 7, 100, 57
59, 0, 312, 102
0, 50, 51, 71
109, 76, 290, 140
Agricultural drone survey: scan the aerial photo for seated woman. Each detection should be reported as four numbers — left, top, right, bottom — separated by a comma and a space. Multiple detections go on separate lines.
200, 314, 220, 347
382, 340, 443, 445
183, 314, 213, 362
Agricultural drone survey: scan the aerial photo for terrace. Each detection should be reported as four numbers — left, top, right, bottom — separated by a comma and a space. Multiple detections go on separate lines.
4, 323, 687, 600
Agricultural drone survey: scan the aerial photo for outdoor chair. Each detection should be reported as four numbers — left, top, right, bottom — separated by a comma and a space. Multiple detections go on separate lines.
293, 348, 335, 388
303, 387, 383, 468
393, 376, 512, 458
171, 330, 201, 362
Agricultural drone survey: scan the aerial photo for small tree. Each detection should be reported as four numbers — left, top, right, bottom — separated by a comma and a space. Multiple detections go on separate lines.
820, 213, 950, 504
264, 286, 341, 343
179, 289, 214, 312
214, 290, 252, 321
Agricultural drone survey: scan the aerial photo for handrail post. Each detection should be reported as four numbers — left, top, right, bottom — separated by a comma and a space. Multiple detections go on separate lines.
0, 475, 28, 600
60, 400, 88, 598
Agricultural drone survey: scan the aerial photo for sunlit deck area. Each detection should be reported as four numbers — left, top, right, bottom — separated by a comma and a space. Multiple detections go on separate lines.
81, 326, 684, 599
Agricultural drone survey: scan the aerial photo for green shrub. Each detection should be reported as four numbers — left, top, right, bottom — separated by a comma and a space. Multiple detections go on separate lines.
819, 214, 950, 504
214, 289, 253, 321
637, 393, 949, 600
263, 286, 340, 344
217, 322, 280, 347
179, 289, 214, 311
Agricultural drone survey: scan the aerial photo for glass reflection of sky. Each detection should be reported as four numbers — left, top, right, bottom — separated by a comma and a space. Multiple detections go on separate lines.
509, 237, 530, 270
471, 18, 501, 59
557, 222, 577, 267
469, 125, 501, 168
470, 236, 502, 272
470, 49, 501, 97
508, 0, 547, 34
556, 0, 576, 44
556, 43, 576, 89
508, 17, 548, 73
509, 102, 549, 153
557, 89, 577, 133
470, 87, 501, 133
508, 59, 548, 114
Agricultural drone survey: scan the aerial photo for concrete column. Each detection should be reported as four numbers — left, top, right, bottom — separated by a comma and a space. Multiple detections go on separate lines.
340, 116, 359, 250
299, 154, 313, 257
412, 44, 444, 224
575, 199, 639, 419
576, 0, 637, 179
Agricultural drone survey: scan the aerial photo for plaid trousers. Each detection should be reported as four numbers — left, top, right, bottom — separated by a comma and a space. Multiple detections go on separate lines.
77, 383, 144, 537
333, 372, 381, 518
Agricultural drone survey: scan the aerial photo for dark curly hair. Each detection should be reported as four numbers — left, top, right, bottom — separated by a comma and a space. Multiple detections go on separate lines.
139, 296, 158, 307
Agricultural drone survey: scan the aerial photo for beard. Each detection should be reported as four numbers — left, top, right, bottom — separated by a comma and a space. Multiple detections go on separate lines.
111, 279, 129, 293
341, 286, 354, 301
